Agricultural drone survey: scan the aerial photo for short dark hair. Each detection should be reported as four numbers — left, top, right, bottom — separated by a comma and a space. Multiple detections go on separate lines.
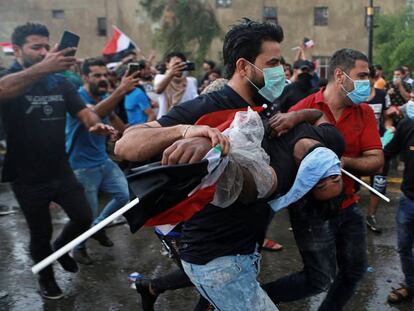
327, 48, 369, 81
394, 66, 406, 75
82, 58, 106, 75
374, 64, 382, 71
204, 59, 216, 69
222, 18, 284, 79
165, 52, 187, 63
11, 23, 49, 47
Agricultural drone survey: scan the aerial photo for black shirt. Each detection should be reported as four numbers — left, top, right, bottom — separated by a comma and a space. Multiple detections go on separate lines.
279, 73, 316, 113
367, 88, 390, 135
158, 85, 344, 264
0, 61, 86, 183
384, 118, 414, 200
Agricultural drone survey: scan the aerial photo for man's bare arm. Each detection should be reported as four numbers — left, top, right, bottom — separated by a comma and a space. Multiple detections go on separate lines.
115, 121, 230, 162
0, 47, 76, 101
269, 109, 324, 136
341, 149, 384, 176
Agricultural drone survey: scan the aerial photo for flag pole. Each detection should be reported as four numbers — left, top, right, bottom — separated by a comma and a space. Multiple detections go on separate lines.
341, 168, 390, 203
31, 197, 139, 274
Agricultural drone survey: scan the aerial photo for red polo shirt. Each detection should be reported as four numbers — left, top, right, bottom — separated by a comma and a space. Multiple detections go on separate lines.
289, 88, 382, 208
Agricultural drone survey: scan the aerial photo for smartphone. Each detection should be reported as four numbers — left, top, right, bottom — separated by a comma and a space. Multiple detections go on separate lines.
127, 63, 141, 75
58, 31, 80, 56
181, 61, 195, 71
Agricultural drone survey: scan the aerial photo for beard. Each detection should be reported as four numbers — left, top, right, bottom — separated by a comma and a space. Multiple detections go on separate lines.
90, 81, 108, 96
22, 54, 44, 68
247, 76, 270, 105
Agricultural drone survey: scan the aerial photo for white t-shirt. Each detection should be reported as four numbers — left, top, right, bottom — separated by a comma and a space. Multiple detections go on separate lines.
154, 74, 198, 119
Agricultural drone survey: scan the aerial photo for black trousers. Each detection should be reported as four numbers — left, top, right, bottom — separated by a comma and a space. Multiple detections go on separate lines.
12, 171, 92, 279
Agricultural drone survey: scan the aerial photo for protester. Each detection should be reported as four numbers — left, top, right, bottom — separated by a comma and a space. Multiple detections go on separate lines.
124, 60, 156, 125
0, 23, 114, 299
66, 57, 138, 264
154, 52, 198, 119
387, 67, 411, 108
199, 59, 216, 86
383, 102, 414, 304
366, 64, 392, 233
279, 59, 316, 112
373, 64, 387, 90
263, 48, 384, 310
115, 19, 343, 310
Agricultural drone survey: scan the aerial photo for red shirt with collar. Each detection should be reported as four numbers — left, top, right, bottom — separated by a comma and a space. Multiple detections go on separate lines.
289, 87, 382, 208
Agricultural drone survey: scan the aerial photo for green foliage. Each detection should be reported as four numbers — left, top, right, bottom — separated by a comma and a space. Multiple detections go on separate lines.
374, 7, 414, 77
140, 0, 221, 66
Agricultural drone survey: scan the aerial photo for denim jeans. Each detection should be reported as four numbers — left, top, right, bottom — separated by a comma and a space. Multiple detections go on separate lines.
263, 203, 367, 311
182, 252, 278, 311
263, 203, 336, 303
396, 194, 414, 292
73, 159, 129, 249
319, 204, 367, 311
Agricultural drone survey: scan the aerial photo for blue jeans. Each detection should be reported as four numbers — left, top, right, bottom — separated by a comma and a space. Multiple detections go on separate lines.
396, 194, 414, 292
182, 252, 278, 311
263, 204, 367, 311
73, 159, 129, 249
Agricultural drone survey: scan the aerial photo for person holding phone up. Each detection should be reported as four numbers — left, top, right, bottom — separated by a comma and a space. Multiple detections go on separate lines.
154, 52, 198, 119
0, 23, 114, 300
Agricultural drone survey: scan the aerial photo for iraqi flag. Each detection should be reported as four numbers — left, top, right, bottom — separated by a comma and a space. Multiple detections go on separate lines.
102, 26, 137, 61
0, 42, 13, 55
124, 106, 264, 233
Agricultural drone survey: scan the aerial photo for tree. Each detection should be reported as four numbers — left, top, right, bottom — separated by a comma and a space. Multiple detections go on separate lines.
374, 6, 414, 76
140, 0, 221, 65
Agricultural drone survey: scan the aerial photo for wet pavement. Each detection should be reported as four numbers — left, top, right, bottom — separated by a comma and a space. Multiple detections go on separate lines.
0, 168, 413, 311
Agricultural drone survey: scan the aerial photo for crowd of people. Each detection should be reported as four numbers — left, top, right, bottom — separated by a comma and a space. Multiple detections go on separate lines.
0, 19, 413, 311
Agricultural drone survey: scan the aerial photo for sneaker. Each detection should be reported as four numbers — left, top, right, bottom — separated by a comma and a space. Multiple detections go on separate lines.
38, 277, 63, 300
366, 215, 382, 233
52, 242, 79, 272
72, 248, 93, 265
92, 229, 114, 247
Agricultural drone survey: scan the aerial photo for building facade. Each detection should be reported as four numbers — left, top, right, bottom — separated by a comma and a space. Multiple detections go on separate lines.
0, 0, 408, 77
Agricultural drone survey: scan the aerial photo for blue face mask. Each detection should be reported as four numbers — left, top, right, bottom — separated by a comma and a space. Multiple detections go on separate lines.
341, 72, 371, 104
246, 61, 286, 102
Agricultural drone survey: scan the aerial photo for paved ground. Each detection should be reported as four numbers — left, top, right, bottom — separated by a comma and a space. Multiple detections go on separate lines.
0, 168, 413, 311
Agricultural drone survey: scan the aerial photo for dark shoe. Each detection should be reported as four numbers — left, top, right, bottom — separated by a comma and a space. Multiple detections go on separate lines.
135, 278, 158, 311
53, 242, 79, 272
72, 248, 93, 265
366, 215, 382, 233
38, 277, 63, 300
92, 229, 114, 247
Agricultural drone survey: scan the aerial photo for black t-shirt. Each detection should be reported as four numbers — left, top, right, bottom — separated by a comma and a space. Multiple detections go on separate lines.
0, 61, 86, 183
263, 122, 344, 195
367, 88, 390, 135
384, 118, 414, 200
278, 73, 316, 113
158, 85, 344, 264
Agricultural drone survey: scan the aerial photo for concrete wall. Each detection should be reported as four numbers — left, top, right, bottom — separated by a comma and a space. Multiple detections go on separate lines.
0, 0, 407, 66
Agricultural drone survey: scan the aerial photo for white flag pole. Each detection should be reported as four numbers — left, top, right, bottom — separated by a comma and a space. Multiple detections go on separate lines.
31, 197, 139, 275
341, 169, 390, 203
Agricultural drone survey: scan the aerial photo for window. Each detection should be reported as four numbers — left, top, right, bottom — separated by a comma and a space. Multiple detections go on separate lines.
52, 10, 65, 19
365, 6, 381, 27
314, 7, 328, 26
216, 0, 232, 8
263, 6, 278, 24
313, 56, 330, 79
97, 17, 107, 37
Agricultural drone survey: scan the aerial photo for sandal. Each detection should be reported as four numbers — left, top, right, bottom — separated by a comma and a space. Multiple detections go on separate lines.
387, 284, 413, 303
262, 239, 283, 252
